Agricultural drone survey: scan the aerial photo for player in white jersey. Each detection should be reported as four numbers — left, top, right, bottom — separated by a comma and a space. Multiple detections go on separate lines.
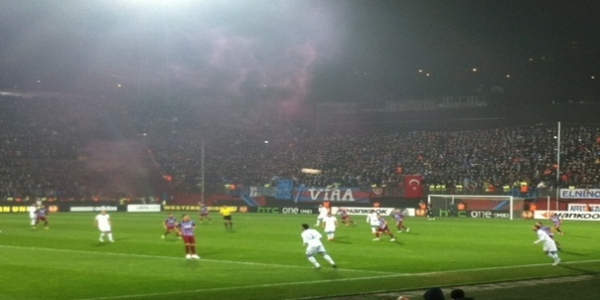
322, 212, 338, 241
95, 210, 114, 243
533, 224, 560, 265
315, 205, 329, 226
301, 224, 336, 269
28, 203, 37, 226
366, 209, 379, 234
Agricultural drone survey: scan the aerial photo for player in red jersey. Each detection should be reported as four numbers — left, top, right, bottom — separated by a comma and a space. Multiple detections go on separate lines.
337, 208, 355, 226
199, 203, 212, 224
392, 208, 410, 233
33, 205, 49, 229
176, 214, 199, 259
549, 213, 564, 235
373, 215, 395, 242
162, 214, 179, 239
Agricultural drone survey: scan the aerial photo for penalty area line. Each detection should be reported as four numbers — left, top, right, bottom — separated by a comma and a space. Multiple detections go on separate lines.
0, 244, 394, 275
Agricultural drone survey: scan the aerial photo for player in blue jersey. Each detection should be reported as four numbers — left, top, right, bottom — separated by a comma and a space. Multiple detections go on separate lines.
33, 206, 49, 229
392, 208, 410, 233
162, 214, 179, 239
549, 213, 564, 235
373, 215, 395, 242
176, 214, 200, 259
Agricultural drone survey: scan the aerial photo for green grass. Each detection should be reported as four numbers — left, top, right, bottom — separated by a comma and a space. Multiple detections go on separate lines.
0, 212, 599, 300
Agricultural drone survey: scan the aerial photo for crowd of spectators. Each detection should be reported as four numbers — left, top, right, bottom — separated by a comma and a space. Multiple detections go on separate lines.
2, 95, 600, 201
138, 101, 600, 192
0, 97, 161, 200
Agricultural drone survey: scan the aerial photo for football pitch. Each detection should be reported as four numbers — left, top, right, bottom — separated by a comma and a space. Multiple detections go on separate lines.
0, 212, 599, 300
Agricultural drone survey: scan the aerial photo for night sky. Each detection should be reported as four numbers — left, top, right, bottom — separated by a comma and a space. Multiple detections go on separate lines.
0, 0, 598, 104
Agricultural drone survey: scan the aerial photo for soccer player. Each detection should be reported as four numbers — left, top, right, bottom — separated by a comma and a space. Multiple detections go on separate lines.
426, 203, 435, 220
533, 224, 560, 265
33, 205, 49, 229
199, 203, 212, 224
315, 204, 328, 226
162, 213, 178, 239
536, 221, 561, 250
301, 224, 336, 269
337, 207, 355, 226
219, 205, 233, 231
95, 210, 114, 242
366, 209, 379, 234
393, 208, 410, 233
322, 212, 338, 241
28, 203, 37, 226
176, 214, 200, 259
373, 214, 395, 242
549, 213, 564, 235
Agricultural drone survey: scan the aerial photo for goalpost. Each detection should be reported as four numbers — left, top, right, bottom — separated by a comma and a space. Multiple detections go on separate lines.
427, 194, 525, 220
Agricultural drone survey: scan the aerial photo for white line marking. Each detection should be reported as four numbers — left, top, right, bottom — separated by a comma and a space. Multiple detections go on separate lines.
3, 244, 599, 300
73, 274, 401, 300
0, 244, 394, 275
410, 259, 600, 276
71, 257, 600, 300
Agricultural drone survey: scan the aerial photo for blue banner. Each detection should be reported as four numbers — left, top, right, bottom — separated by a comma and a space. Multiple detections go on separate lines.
276, 179, 293, 200
292, 187, 370, 203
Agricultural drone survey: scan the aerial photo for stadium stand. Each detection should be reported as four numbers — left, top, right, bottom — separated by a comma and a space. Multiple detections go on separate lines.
2, 96, 600, 201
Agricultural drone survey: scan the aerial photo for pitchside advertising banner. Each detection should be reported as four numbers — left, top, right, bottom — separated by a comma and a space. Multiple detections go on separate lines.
330, 207, 395, 216
559, 188, 600, 199
163, 205, 246, 213
0, 205, 59, 213
568, 203, 600, 212
0, 204, 114, 213
70, 206, 118, 212
534, 210, 600, 221
127, 204, 161, 212
430, 209, 512, 219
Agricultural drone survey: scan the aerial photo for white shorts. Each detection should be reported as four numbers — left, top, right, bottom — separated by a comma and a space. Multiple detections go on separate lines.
305, 245, 326, 256
543, 241, 557, 253
98, 225, 111, 232
318, 215, 327, 220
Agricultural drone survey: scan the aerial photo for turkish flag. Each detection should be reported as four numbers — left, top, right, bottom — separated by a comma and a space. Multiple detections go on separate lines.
404, 175, 424, 198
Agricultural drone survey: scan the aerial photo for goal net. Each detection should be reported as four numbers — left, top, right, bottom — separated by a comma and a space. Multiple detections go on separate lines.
427, 194, 525, 220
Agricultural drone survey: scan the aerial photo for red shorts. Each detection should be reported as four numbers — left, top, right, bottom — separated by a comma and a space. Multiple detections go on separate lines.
396, 221, 404, 226
166, 225, 175, 231
200, 213, 208, 217
377, 226, 389, 233
341, 216, 349, 221
36, 216, 47, 222
182, 236, 196, 244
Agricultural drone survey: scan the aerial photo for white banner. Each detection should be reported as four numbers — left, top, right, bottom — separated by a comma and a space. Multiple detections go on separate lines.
534, 210, 600, 221
329, 207, 416, 216
559, 189, 600, 199
127, 204, 161, 212
70, 206, 118, 212
567, 203, 600, 212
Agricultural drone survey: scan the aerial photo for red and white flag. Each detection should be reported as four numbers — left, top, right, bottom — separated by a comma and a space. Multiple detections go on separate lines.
403, 175, 424, 198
